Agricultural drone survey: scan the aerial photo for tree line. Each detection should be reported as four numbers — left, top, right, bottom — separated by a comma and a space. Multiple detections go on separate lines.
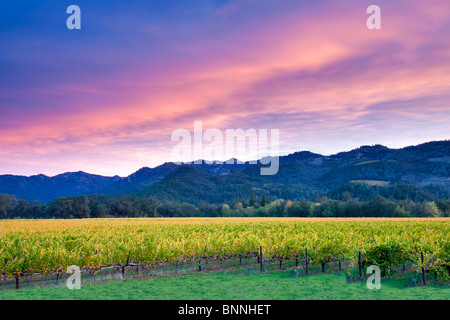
0, 192, 449, 219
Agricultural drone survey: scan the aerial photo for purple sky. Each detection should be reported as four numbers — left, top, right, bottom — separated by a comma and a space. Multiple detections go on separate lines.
1, 0, 449, 176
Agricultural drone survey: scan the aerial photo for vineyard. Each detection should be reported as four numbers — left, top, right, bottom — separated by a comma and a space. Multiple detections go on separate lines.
0, 218, 449, 288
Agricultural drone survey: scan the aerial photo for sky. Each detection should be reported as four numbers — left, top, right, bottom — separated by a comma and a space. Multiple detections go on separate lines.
1, 0, 449, 177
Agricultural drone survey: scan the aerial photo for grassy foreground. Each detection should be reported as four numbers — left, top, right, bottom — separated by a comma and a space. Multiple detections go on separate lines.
0, 269, 448, 300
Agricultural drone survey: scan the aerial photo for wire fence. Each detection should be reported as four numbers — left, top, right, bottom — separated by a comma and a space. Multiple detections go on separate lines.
1, 253, 434, 293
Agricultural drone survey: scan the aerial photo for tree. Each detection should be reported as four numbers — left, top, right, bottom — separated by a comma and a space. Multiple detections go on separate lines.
394, 205, 409, 217
424, 201, 441, 217
110, 195, 134, 217
231, 201, 243, 210
363, 195, 396, 217
249, 191, 257, 207
181, 203, 198, 217
0, 194, 14, 219
219, 204, 231, 217
260, 195, 267, 207
287, 200, 311, 217
199, 201, 219, 217
89, 194, 109, 218
26, 201, 47, 218
436, 199, 450, 217
72, 196, 90, 219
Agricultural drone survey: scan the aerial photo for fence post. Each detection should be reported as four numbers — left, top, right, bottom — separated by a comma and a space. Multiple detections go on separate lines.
305, 248, 308, 276
421, 252, 426, 285
358, 252, 362, 279
260, 246, 263, 273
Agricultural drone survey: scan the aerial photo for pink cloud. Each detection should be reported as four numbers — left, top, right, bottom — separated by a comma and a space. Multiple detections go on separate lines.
1, 0, 449, 176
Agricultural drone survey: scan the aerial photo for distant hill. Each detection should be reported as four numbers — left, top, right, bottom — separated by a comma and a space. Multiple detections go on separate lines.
0, 171, 120, 203
0, 140, 448, 203
95, 162, 180, 196
136, 141, 450, 204
136, 165, 265, 205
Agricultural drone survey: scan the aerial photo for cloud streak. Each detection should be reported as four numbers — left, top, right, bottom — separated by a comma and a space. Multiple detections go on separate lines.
0, 0, 449, 176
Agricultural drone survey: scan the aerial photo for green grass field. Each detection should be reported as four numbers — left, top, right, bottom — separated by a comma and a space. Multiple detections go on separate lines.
1, 268, 448, 300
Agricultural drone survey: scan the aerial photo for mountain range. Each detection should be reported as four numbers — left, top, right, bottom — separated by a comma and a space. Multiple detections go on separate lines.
0, 140, 449, 204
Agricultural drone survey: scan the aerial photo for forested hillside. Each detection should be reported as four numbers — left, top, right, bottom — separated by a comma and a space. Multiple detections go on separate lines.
0, 141, 448, 206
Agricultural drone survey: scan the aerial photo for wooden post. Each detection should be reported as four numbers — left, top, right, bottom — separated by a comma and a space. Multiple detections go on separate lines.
123, 253, 130, 280
260, 246, 263, 273
421, 252, 426, 285
305, 248, 308, 276
358, 252, 362, 279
